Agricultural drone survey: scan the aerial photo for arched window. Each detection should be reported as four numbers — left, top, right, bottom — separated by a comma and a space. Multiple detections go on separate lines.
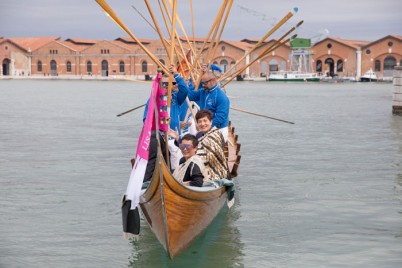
316, 60, 322, 73
119, 61, 125, 73
2, 59, 10, 75
50, 60, 57, 76
37, 61, 42, 72
66, 61, 71, 73
87, 61, 92, 73
230, 61, 236, 74
375, 60, 381, 72
220, 59, 228, 72
336, 59, 343, 72
269, 59, 278, 72
400, 60, 402, 67
101, 60, 108, 76
383, 56, 396, 77
142, 61, 148, 72
159, 59, 165, 65
384, 56, 396, 70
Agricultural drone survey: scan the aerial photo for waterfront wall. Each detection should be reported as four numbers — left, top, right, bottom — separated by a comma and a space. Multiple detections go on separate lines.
393, 66, 402, 115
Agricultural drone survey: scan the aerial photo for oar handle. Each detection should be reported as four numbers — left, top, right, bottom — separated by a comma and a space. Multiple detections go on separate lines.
117, 104, 146, 117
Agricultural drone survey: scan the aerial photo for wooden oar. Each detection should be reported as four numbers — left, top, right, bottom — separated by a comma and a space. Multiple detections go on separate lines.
95, 0, 169, 74
219, 7, 298, 81
116, 104, 146, 117
230, 106, 295, 124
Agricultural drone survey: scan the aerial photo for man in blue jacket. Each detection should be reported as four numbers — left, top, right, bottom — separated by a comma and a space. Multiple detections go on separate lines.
171, 64, 230, 141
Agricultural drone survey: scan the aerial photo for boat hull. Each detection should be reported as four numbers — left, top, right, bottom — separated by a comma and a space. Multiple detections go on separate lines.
360, 77, 377, 82
139, 154, 228, 259
268, 72, 320, 82
138, 124, 240, 259
268, 77, 320, 82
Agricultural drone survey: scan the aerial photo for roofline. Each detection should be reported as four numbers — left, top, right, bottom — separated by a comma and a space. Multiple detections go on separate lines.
313, 37, 366, 49
361, 35, 402, 48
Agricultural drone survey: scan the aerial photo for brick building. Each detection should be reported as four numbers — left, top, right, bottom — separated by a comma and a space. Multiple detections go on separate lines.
1, 34, 401, 80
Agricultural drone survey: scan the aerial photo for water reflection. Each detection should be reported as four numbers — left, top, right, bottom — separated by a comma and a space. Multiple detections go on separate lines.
128, 205, 244, 268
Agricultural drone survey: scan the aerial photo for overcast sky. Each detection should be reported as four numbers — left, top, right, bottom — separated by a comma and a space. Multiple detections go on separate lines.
0, 0, 401, 43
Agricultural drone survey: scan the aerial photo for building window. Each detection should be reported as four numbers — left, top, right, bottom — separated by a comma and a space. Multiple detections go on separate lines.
142, 61, 148, 72
37, 61, 42, 72
366, 49, 371, 54
388, 41, 393, 47
220, 59, 228, 72
87, 61, 92, 73
102, 60, 108, 76
336, 59, 343, 72
316, 60, 322, 72
159, 59, 165, 65
5, 46, 8, 50
119, 61, 125, 73
66, 61, 72, 72
383, 56, 396, 77
50, 60, 57, 75
269, 59, 278, 72
327, 43, 332, 49
384, 56, 396, 70
50, 49, 58, 54
375, 60, 381, 72
221, 45, 225, 51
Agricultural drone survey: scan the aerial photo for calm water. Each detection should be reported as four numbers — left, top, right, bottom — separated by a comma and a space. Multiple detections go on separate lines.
0, 79, 401, 268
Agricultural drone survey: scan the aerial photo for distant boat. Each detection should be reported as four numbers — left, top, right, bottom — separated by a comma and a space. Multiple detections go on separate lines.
267, 38, 319, 82
268, 71, 320, 82
360, 69, 377, 82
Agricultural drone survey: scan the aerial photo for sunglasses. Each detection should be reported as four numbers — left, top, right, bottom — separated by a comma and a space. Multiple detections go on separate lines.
179, 143, 193, 150
201, 78, 212, 85
162, 82, 177, 87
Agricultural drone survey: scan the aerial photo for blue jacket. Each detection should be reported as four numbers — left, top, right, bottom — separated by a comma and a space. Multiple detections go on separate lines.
174, 74, 230, 128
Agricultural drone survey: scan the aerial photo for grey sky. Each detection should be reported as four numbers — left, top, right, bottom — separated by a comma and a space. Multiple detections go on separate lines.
0, 0, 401, 42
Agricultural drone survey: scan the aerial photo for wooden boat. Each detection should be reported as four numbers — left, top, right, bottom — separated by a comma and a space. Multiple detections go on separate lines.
138, 123, 241, 259
268, 71, 320, 82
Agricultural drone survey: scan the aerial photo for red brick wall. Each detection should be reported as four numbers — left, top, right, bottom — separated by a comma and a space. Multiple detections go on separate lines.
361, 36, 402, 78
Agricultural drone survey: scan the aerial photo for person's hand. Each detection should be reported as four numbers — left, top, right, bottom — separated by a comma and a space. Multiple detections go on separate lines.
168, 64, 177, 75
180, 121, 186, 130
201, 64, 208, 73
167, 127, 179, 141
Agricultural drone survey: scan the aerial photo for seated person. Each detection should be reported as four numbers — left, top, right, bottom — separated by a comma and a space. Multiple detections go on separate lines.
168, 110, 230, 181
195, 110, 230, 180
173, 134, 208, 187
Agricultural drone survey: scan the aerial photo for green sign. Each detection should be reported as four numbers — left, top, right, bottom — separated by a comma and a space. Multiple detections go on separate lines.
290, 38, 311, 48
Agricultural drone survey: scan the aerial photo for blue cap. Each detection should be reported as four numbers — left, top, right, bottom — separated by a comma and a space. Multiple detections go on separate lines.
209, 64, 222, 73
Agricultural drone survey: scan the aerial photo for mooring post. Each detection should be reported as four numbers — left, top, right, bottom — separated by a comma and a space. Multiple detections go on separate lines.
393, 66, 402, 115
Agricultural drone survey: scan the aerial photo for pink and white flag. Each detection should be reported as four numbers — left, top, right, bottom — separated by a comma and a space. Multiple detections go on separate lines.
125, 74, 162, 209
